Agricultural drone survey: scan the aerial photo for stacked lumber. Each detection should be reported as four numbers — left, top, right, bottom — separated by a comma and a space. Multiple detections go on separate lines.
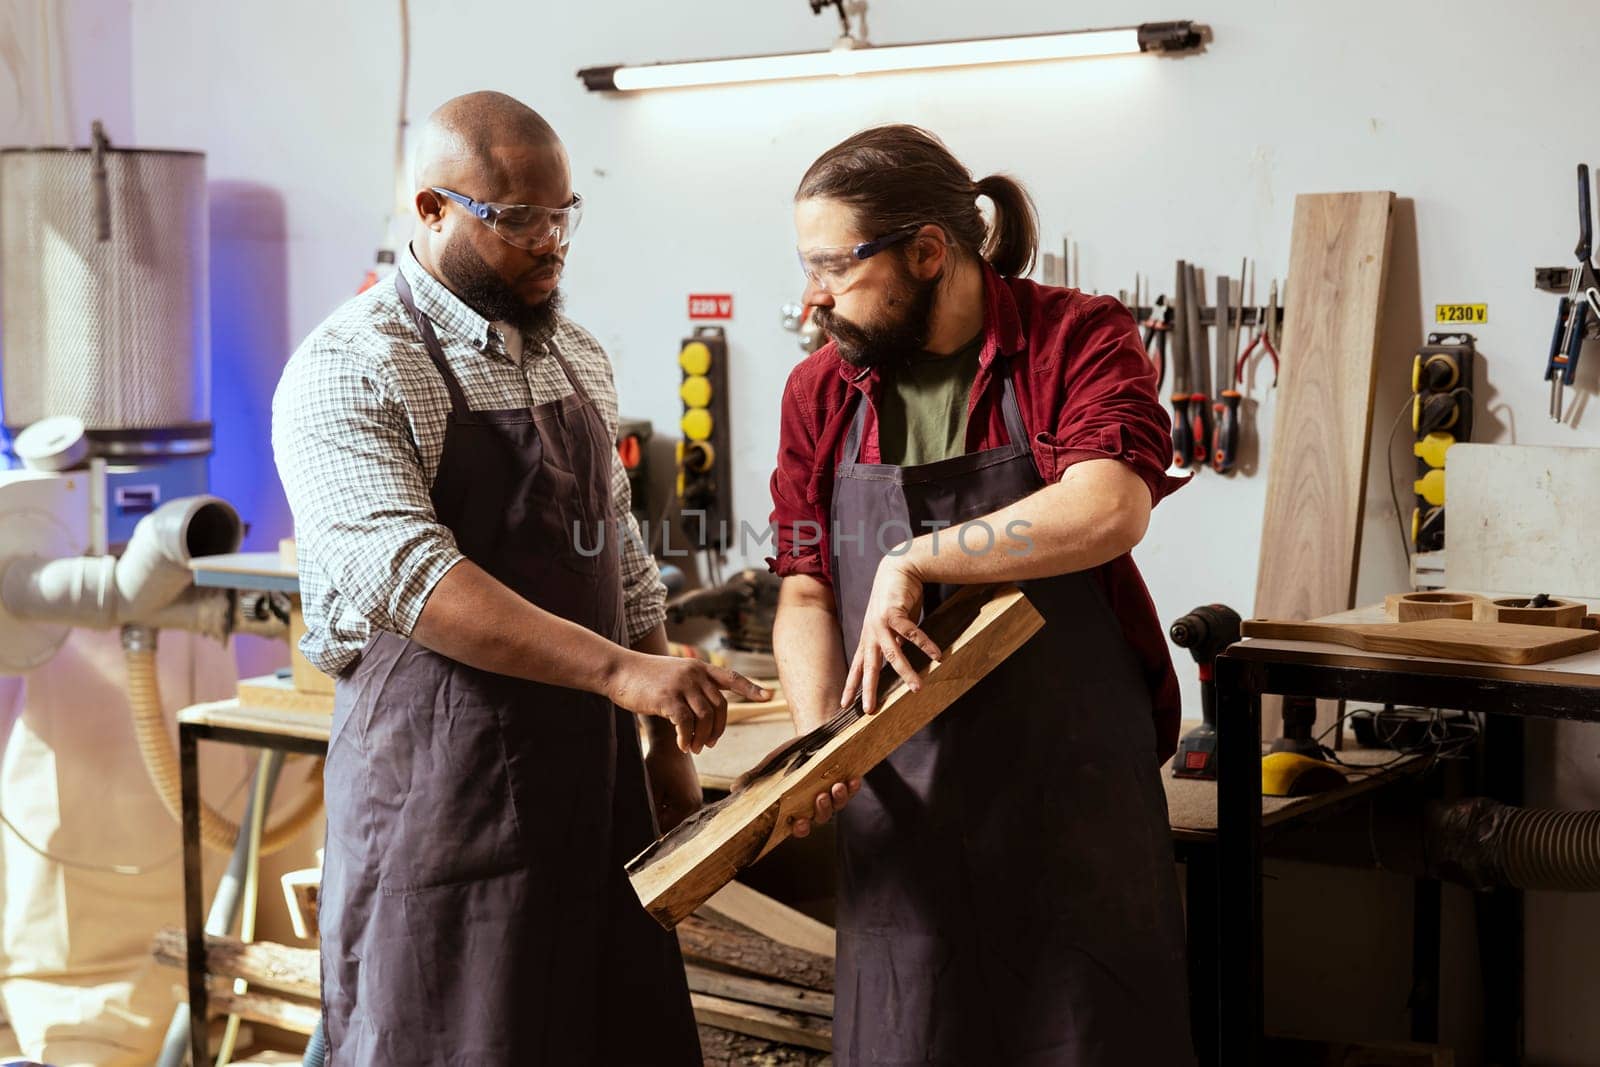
155, 885, 840, 1057
681, 909, 834, 1060
152, 927, 321, 1035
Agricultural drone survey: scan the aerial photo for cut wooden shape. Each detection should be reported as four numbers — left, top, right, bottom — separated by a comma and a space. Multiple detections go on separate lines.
1253, 191, 1395, 735
1241, 618, 1600, 664
1391, 591, 1477, 622
1487, 596, 1586, 629
629, 585, 1044, 929
703, 880, 835, 958
1380, 591, 1591, 629
691, 992, 831, 1052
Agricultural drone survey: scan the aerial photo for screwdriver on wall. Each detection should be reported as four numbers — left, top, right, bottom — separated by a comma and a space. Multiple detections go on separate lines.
1185, 263, 1212, 469
1171, 260, 1194, 468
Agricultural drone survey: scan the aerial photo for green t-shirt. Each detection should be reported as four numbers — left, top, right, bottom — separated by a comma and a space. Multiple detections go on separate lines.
877, 331, 984, 466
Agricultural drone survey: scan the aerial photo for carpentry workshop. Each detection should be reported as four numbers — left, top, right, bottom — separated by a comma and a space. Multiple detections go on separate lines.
1, 3, 1599, 1067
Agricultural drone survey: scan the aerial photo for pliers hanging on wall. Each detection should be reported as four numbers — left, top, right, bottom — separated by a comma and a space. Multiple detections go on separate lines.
1142, 294, 1172, 392
1235, 279, 1281, 388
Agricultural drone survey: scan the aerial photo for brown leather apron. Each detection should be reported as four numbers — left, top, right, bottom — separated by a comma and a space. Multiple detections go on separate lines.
317, 270, 699, 1065
829, 368, 1194, 1065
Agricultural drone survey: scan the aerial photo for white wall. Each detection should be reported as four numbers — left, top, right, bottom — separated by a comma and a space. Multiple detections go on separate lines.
48, 0, 1600, 1059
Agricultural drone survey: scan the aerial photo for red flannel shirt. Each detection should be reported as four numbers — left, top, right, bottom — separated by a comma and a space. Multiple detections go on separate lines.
766, 265, 1188, 764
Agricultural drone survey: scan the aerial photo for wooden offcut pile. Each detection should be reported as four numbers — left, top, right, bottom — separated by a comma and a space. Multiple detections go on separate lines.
153, 887, 837, 1061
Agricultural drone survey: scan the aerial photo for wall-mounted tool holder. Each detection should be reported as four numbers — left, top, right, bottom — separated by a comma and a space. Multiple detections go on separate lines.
675, 326, 731, 552
1409, 333, 1477, 555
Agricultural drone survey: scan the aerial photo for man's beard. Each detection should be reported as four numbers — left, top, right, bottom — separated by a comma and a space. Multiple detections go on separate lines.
439, 235, 564, 335
812, 264, 939, 370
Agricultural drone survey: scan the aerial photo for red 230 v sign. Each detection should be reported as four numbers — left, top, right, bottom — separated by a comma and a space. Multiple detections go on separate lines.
688, 294, 734, 319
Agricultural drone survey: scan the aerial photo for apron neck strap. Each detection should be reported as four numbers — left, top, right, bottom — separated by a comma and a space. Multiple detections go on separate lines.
394, 268, 472, 413
841, 359, 1031, 466
997, 367, 1031, 448
544, 343, 595, 409
842, 387, 869, 465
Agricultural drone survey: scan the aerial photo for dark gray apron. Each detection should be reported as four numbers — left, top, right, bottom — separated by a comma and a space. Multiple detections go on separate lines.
829, 367, 1194, 1066
317, 270, 700, 1065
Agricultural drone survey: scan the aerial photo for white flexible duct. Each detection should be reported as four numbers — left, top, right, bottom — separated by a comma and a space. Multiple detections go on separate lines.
1, 495, 241, 628
1, 495, 323, 854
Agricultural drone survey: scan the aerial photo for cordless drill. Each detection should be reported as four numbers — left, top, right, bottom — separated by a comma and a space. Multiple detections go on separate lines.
1170, 603, 1242, 780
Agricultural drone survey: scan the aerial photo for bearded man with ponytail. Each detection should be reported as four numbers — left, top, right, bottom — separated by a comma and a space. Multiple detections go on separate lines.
767, 126, 1197, 1065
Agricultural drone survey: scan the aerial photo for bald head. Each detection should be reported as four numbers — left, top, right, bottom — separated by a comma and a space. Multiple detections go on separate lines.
410, 92, 575, 335
413, 91, 566, 203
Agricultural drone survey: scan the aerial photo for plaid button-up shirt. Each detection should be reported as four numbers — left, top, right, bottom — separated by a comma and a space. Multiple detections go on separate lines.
272, 250, 665, 675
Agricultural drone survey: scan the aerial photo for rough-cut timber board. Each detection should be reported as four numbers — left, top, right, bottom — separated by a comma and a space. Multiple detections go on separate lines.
684, 965, 834, 1018
1240, 618, 1600, 664
691, 993, 832, 1052
1253, 191, 1396, 736
629, 585, 1043, 929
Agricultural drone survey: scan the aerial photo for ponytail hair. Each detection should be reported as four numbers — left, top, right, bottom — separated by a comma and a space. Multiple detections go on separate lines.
797, 125, 1041, 279
975, 174, 1038, 279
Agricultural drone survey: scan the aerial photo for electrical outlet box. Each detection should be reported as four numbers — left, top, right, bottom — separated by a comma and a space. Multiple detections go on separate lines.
1410, 333, 1477, 553
675, 326, 731, 551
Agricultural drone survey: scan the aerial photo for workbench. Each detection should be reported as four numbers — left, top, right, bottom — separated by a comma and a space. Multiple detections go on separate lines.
175, 676, 1438, 1064
1214, 600, 1600, 1067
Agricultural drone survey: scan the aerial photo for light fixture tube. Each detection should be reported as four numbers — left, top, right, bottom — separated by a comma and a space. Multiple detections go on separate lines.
579, 22, 1202, 93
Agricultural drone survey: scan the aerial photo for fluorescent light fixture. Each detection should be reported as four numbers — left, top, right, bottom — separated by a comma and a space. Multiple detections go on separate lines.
579, 22, 1202, 92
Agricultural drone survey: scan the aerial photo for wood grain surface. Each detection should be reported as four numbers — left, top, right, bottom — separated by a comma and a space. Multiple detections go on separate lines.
1240, 618, 1600, 664
1253, 191, 1395, 736
627, 586, 1044, 929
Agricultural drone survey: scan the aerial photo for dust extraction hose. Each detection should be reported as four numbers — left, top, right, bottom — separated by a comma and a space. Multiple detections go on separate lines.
124, 632, 322, 855
1429, 797, 1600, 892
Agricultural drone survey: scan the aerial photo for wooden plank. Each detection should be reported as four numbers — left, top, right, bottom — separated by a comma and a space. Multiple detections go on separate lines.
1446, 444, 1600, 600
629, 585, 1044, 928
152, 927, 320, 1000
703, 880, 835, 958
1240, 618, 1599, 664
1254, 191, 1396, 736
684, 965, 833, 1018
691, 993, 831, 1052
175, 699, 333, 743
236, 674, 334, 715
677, 914, 834, 992
209, 989, 320, 1036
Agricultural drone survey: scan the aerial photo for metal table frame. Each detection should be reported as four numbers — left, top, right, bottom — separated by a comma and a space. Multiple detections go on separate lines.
1214, 646, 1600, 1067
179, 717, 328, 1067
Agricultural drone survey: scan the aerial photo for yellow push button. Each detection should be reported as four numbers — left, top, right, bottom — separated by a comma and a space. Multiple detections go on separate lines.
680, 375, 713, 408
681, 408, 714, 442
679, 342, 712, 376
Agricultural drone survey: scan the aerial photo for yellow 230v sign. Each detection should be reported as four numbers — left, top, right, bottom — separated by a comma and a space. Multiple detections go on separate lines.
1435, 303, 1487, 324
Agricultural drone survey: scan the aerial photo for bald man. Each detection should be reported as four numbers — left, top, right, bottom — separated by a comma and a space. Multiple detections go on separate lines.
273, 91, 754, 1064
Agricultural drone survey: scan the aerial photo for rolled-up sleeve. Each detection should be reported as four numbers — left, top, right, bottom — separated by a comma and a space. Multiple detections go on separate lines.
271, 337, 464, 639
766, 368, 830, 585
1046, 298, 1186, 505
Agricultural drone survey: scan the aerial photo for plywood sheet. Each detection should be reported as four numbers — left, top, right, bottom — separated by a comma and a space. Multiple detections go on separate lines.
1446, 444, 1600, 599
